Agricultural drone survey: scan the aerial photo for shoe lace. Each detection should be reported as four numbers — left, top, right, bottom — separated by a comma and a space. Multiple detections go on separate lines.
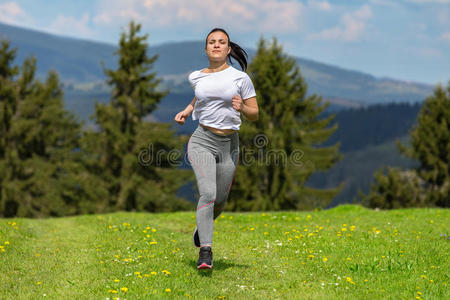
199, 248, 211, 259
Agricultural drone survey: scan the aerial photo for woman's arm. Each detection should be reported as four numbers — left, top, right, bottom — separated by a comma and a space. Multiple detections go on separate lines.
174, 97, 196, 125
183, 97, 197, 115
241, 97, 259, 121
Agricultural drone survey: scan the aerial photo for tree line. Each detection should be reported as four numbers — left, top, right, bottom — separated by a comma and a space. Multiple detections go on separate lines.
1, 21, 448, 217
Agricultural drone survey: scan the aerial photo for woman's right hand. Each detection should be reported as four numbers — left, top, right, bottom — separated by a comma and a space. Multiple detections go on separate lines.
174, 110, 190, 125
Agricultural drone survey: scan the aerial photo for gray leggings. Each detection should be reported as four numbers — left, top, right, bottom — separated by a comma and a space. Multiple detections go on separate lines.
187, 125, 239, 246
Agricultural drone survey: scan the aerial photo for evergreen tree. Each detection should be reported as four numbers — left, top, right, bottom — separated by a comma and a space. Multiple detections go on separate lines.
80, 22, 193, 212
0, 39, 85, 217
362, 82, 450, 208
360, 167, 427, 209
227, 37, 342, 211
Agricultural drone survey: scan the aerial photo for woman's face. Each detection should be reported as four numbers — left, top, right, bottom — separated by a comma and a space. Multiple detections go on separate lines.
205, 31, 231, 62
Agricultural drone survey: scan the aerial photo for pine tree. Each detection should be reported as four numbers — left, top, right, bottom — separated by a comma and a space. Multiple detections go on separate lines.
227, 37, 342, 211
0, 39, 84, 217
362, 82, 450, 208
360, 167, 427, 209
80, 22, 193, 212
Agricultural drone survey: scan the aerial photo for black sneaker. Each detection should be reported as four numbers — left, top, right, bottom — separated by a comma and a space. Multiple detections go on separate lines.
197, 246, 213, 269
193, 228, 200, 248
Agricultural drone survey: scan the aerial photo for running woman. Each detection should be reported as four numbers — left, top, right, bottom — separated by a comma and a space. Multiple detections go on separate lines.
174, 28, 259, 269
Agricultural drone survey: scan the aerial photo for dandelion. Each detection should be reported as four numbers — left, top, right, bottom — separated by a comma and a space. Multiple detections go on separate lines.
165, 288, 171, 292
346, 257, 351, 261
346, 277, 355, 284
134, 271, 140, 275
149, 241, 157, 245
264, 232, 269, 235
308, 255, 315, 259
152, 229, 157, 232
36, 281, 42, 285
162, 270, 171, 275
323, 257, 328, 262
150, 271, 157, 275
109, 289, 118, 294
121, 287, 128, 293
4, 241, 9, 245
250, 228, 255, 231
114, 279, 120, 283
421, 275, 427, 279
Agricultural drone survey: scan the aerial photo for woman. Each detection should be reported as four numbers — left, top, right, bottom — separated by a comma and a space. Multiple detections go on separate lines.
174, 28, 259, 269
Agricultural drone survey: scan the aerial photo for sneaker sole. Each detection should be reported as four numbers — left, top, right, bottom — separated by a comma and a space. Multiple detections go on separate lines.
197, 263, 213, 269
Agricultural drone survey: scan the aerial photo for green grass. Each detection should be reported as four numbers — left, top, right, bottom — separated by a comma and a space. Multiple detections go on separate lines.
0, 204, 448, 299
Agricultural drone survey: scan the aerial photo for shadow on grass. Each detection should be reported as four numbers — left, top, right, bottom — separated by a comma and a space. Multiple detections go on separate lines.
183, 257, 250, 276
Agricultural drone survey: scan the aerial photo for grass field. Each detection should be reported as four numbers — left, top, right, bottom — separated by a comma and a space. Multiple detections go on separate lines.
0, 204, 448, 299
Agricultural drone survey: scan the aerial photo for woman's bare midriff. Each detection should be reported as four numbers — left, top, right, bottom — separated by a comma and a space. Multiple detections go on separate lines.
200, 123, 237, 136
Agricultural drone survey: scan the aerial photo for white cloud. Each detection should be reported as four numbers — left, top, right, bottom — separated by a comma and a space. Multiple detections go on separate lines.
414, 47, 443, 58
369, 0, 399, 7
93, 0, 303, 33
48, 13, 96, 39
0, 1, 32, 27
307, 5, 373, 41
441, 32, 450, 42
308, 0, 332, 11
404, 0, 450, 3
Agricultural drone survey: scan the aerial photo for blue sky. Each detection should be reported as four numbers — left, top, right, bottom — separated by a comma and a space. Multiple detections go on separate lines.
0, 0, 449, 85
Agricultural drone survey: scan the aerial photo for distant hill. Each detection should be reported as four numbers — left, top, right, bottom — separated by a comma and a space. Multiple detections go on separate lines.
307, 135, 418, 206
0, 22, 434, 107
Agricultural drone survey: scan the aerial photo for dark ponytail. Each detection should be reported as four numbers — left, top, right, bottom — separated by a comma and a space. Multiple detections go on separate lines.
205, 28, 248, 71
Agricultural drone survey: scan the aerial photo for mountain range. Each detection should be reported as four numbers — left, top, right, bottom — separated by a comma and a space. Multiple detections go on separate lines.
0, 22, 434, 108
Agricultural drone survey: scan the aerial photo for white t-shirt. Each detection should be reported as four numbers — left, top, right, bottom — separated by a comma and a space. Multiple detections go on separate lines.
188, 65, 256, 131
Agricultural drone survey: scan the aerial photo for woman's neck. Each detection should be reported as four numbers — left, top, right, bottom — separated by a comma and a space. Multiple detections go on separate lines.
206, 61, 229, 73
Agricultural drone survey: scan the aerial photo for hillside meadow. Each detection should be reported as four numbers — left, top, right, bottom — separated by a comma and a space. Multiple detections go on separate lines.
0, 204, 448, 299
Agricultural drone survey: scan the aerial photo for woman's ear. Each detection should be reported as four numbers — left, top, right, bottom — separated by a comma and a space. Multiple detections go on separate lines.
227, 46, 231, 55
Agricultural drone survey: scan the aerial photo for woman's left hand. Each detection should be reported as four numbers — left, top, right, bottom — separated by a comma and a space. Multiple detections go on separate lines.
232, 94, 244, 112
